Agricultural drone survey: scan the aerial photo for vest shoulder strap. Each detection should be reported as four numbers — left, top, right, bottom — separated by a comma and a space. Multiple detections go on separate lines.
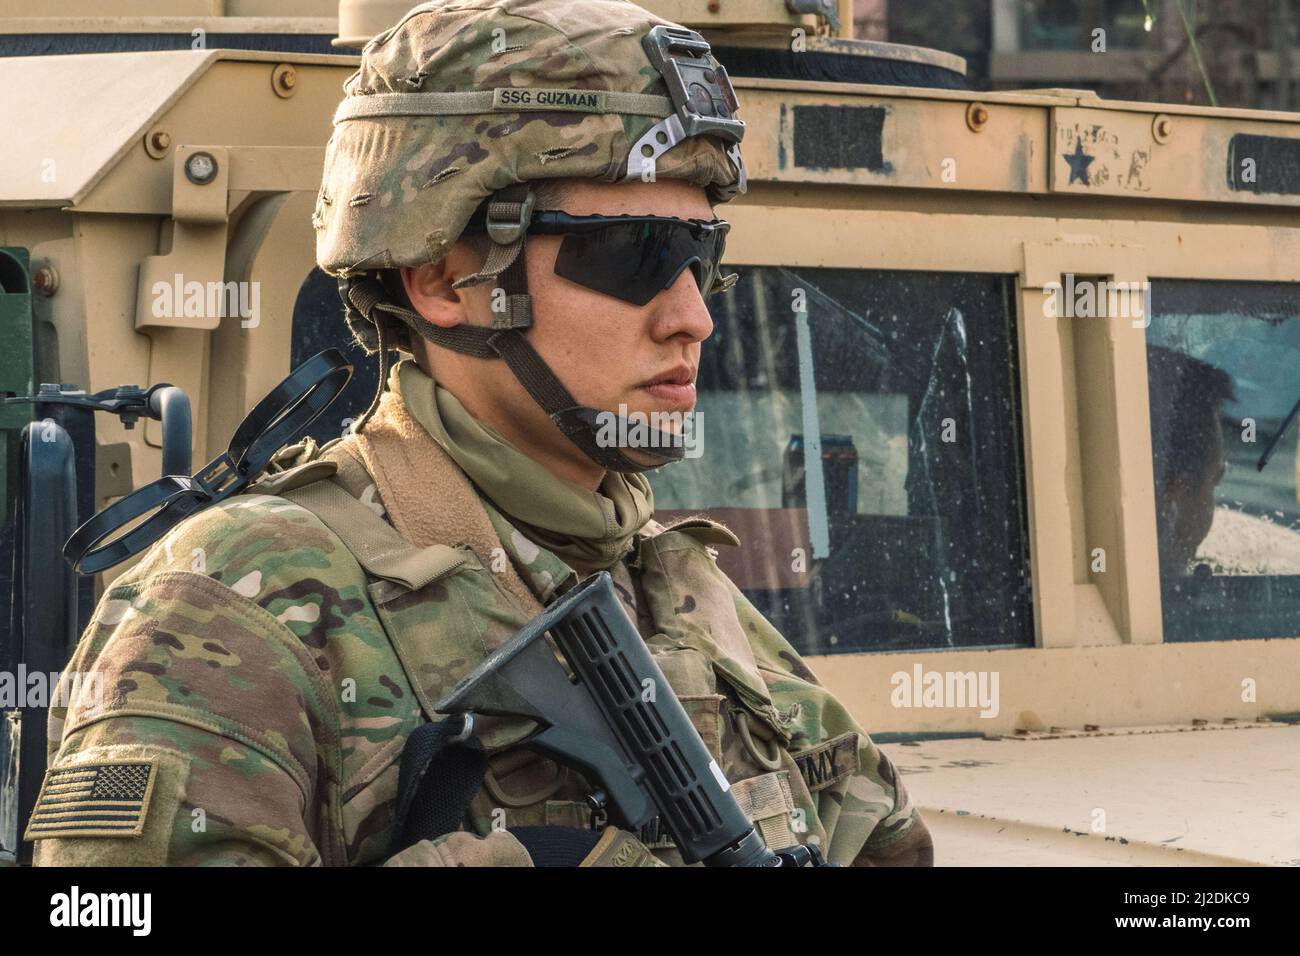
245, 435, 468, 591
282, 477, 468, 592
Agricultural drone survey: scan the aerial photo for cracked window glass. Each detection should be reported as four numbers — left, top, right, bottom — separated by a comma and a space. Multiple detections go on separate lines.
649, 266, 1033, 654
1147, 279, 1300, 641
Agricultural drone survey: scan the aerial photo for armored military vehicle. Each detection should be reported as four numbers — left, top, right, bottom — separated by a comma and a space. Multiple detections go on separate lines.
1, 0, 1296, 865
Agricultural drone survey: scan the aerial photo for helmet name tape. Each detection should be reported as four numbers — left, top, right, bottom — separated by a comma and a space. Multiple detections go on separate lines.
334, 89, 673, 123
494, 88, 649, 113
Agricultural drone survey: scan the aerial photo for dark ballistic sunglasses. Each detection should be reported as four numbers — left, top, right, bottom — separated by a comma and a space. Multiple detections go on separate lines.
527, 211, 733, 307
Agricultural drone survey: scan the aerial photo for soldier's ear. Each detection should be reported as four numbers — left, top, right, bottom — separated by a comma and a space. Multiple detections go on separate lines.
400, 260, 468, 329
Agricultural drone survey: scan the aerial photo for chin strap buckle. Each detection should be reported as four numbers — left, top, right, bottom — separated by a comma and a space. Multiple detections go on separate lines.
485, 188, 536, 246
454, 186, 536, 290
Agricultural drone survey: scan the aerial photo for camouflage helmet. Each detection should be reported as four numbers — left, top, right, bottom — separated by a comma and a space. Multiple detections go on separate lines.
314, 0, 746, 295
316, 0, 746, 469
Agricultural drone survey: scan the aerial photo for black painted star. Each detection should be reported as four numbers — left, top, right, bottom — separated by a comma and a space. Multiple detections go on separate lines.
1064, 139, 1095, 185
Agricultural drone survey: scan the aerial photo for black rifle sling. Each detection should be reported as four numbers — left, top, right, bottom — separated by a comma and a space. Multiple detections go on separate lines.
388, 716, 486, 857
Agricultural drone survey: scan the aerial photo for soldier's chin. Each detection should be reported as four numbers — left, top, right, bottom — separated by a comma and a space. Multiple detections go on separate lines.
619, 446, 679, 470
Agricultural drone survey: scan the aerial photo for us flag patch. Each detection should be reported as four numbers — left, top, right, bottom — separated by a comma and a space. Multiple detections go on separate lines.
24, 758, 158, 840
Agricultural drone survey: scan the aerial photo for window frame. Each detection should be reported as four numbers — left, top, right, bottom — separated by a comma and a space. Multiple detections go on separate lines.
721, 200, 1300, 647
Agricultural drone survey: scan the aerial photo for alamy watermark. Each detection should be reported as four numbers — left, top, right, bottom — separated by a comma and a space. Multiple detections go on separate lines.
50, 886, 151, 936
594, 405, 703, 458
151, 274, 261, 328
0, 667, 103, 710
890, 664, 1000, 718
1044, 274, 1150, 328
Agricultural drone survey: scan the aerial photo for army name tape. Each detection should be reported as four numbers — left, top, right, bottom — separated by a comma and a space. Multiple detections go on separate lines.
334, 88, 673, 123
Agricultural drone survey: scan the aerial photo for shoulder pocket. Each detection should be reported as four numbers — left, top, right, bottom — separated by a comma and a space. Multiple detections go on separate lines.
652, 515, 741, 548
637, 526, 787, 744
248, 459, 339, 497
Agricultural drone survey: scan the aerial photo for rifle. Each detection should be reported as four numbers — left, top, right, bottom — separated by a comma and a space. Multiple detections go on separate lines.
436, 571, 829, 867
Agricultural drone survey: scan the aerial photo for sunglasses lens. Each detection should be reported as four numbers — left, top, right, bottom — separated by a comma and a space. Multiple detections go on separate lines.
552, 221, 727, 306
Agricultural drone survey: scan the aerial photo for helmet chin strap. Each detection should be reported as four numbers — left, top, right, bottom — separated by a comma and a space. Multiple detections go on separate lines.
342, 187, 688, 474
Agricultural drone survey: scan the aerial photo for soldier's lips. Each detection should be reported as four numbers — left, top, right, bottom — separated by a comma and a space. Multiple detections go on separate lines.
631, 385, 691, 411
638, 365, 696, 409
637, 382, 691, 405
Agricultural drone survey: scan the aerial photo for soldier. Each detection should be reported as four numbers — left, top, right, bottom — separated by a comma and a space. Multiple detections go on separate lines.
1147, 346, 1234, 578
32, 0, 933, 867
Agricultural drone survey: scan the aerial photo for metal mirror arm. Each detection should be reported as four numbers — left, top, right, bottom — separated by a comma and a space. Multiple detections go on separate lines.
1256, 393, 1300, 472
2, 381, 193, 476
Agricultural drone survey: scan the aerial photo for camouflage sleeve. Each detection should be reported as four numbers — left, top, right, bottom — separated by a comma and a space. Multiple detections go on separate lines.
32, 526, 341, 866
728, 582, 933, 867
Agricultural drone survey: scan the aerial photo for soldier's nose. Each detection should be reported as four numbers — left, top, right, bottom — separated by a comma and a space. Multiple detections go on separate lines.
649, 270, 713, 344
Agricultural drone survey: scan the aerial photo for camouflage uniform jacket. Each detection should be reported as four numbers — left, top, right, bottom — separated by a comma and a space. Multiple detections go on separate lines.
32, 394, 927, 867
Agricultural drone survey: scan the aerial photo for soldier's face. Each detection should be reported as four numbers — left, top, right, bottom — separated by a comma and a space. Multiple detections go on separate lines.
403, 178, 717, 486
526, 177, 716, 439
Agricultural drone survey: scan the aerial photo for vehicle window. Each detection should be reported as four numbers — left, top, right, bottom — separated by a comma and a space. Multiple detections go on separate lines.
1015, 0, 1150, 51
291, 267, 382, 444
1147, 280, 1300, 641
649, 266, 1033, 654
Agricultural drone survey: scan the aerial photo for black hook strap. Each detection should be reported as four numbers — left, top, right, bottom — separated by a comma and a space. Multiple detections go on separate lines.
64, 350, 352, 576
387, 714, 486, 859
